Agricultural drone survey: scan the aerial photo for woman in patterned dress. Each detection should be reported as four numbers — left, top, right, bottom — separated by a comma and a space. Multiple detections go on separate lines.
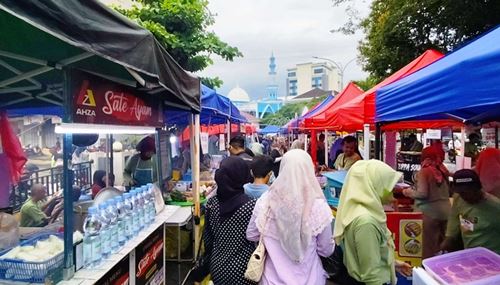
203, 156, 257, 285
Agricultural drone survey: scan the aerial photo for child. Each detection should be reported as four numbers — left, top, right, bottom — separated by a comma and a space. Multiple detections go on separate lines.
244, 155, 274, 198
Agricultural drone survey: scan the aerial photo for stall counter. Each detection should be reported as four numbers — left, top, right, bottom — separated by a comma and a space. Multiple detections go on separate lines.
0, 205, 183, 285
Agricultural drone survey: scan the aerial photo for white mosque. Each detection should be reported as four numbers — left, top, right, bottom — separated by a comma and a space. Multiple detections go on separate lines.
226, 53, 284, 119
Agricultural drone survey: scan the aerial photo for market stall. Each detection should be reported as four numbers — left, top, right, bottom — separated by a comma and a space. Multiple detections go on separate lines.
0, 0, 201, 283
375, 25, 500, 285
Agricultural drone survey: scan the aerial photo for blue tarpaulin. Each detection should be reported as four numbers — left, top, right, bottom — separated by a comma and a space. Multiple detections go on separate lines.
165, 85, 247, 126
280, 95, 335, 133
377, 26, 500, 124
259, 125, 280, 134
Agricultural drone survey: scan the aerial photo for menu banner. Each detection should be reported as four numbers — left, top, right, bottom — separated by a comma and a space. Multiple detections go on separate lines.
69, 70, 163, 127
135, 226, 164, 285
96, 255, 130, 285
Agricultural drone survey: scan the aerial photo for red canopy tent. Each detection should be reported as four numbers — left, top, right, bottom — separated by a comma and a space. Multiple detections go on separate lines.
316, 49, 461, 131
302, 82, 364, 129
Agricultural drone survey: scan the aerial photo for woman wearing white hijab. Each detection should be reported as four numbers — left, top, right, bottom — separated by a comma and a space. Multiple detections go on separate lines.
246, 149, 334, 285
334, 160, 411, 285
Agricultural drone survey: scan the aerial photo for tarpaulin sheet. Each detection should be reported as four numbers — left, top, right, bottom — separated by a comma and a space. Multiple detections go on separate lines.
165, 85, 246, 126
259, 125, 281, 134
0, 0, 200, 111
320, 50, 445, 131
377, 26, 500, 125
303, 82, 364, 129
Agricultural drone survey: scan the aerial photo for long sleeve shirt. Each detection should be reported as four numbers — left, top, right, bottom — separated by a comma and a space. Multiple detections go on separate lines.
246, 198, 334, 285
342, 215, 393, 285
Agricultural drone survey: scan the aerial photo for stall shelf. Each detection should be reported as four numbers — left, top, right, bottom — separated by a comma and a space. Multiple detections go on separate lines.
0, 205, 186, 285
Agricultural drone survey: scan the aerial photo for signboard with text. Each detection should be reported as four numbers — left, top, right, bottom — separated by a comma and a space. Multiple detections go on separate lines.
135, 226, 164, 285
96, 255, 130, 285
70, 70, 163, 127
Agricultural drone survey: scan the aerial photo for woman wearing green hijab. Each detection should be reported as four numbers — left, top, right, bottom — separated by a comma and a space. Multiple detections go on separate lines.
334, 160, 411, 285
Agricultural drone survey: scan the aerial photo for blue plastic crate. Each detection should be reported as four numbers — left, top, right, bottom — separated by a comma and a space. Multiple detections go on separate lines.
0, 232, 64, 283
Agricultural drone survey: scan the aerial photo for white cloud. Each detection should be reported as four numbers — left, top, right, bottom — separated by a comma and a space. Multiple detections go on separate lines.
199, 0, 371, 99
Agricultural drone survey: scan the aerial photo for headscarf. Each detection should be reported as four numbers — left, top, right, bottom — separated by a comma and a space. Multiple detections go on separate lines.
334, 160, 401, 244
290, 139, 304, 150
215, 157, 252, 219
421, 147, 444, 184
93, 170, 107, 188
431, 141, 451, 178
250, 142, 264, 156
136, 136, 156, 153
257, 149, 331, 262
475, 148, 500, 197
333, 160, 401, 285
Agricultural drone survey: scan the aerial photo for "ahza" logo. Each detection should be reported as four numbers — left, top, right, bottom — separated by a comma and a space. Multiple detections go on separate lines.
76, 80, 97, 116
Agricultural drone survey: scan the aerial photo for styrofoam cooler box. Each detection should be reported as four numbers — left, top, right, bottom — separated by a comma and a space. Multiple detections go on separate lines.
422, 247, 500, 285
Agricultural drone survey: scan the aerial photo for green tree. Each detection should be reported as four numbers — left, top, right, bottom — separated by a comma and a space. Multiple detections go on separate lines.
112, 0, 242, 88
333, 0, 500, 81
260, 96, 326, 127
354, 77, 377, 91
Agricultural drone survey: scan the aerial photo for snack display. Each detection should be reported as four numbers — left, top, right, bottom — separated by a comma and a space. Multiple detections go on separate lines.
404, 221, 422, 237
404, 239, 421, 255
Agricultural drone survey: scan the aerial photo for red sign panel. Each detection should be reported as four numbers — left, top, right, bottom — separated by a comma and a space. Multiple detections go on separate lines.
135, 226, 164, 285
70, 70, 163, 127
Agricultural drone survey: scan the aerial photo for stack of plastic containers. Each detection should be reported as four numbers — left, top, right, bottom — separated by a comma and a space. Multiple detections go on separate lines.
82, 184, 158, 269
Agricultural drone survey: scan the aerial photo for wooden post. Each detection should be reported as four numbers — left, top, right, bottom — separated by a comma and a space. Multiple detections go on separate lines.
191, 114, 201, 259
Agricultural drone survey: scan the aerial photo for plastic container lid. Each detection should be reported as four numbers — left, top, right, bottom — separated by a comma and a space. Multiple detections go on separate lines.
88, 206, 97, 214
147, 183, 153, 188
123, 193, 131, 199
423, 247, 500, 285
114, 196, 123, 202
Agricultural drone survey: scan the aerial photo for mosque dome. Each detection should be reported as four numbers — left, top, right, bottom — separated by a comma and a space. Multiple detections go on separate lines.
227, 86, 250, 103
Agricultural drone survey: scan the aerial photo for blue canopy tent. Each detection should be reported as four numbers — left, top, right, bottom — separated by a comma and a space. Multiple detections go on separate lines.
165, 84, 247, 126
259, 125, 281, 134
376, 26, 500, 125
279, 94, 335, 134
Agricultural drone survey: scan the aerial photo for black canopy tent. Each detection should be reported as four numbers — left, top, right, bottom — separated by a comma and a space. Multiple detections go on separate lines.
0, 0, 201, 280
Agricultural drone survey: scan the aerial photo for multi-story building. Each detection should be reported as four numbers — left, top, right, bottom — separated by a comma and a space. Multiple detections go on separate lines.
286, 62, 341, 97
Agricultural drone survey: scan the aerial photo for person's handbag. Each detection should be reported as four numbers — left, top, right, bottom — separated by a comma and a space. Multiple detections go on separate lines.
244, 208, 270, 282
321, 244, 365, 285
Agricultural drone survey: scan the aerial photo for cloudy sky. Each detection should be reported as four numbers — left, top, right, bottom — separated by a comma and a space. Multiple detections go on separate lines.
199, 0, 371, 100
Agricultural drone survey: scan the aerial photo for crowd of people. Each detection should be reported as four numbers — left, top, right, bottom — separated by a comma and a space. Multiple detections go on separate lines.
189, 132, 500, 285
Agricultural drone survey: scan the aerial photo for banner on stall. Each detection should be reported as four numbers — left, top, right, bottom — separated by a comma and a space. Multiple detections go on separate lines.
70, 70, 163, 127
201, 132, 209, 154
219, 134, 226, 151
135, 225, 164, 285
425, 129, 441, 140
96, 255, 130, 285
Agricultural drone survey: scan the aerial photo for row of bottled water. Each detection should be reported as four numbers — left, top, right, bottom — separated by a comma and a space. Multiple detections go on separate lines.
82, 183, 157, 268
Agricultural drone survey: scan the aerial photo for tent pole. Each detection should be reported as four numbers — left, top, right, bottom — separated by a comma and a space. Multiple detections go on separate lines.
375, 123, 381, 160
227, 120, 231, 144
192, 114, 201, 259
155, 129, 163, 185
325, 129, 329, 166
62, 70, 74, 280
304, 132, 308, 152
495, 126, 499, 149
460, 127, 466, 156
363, 124, 370, 160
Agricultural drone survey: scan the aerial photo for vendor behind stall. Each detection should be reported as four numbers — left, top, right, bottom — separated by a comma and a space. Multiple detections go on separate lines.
20, 184, 58, 227
334, 136, 362, 171
124, 136, 157, 187
442, 169, 500, 254
403, 147, 451, 258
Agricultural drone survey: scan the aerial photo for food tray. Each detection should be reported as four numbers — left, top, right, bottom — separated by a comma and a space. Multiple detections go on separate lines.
0, 232, 63, 283
168, 197, 207, 207
423, 247, 500, 285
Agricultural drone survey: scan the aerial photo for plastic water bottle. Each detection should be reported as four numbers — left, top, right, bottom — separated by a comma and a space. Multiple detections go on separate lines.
147, 186, 156, 223
130, 190, 140, 235
137, 188, 146, 229
122, 193, 134, 239
106, 200, 119, 253
83, 206, 102, 268
140, 186, 151, 225
99, 202, 111, 259
114, 196, 126, 246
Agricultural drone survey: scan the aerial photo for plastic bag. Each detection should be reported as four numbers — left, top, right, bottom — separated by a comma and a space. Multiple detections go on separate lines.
0, 213, 19, 251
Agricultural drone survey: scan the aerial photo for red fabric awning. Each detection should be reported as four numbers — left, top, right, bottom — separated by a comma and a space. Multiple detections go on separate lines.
302, 82, 364, 129
307, 50, 451, 131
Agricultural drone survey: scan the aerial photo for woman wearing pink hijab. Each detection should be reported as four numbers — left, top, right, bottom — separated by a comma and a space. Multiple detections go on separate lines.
246, 149, 334, 285
475, 148, 500, 198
